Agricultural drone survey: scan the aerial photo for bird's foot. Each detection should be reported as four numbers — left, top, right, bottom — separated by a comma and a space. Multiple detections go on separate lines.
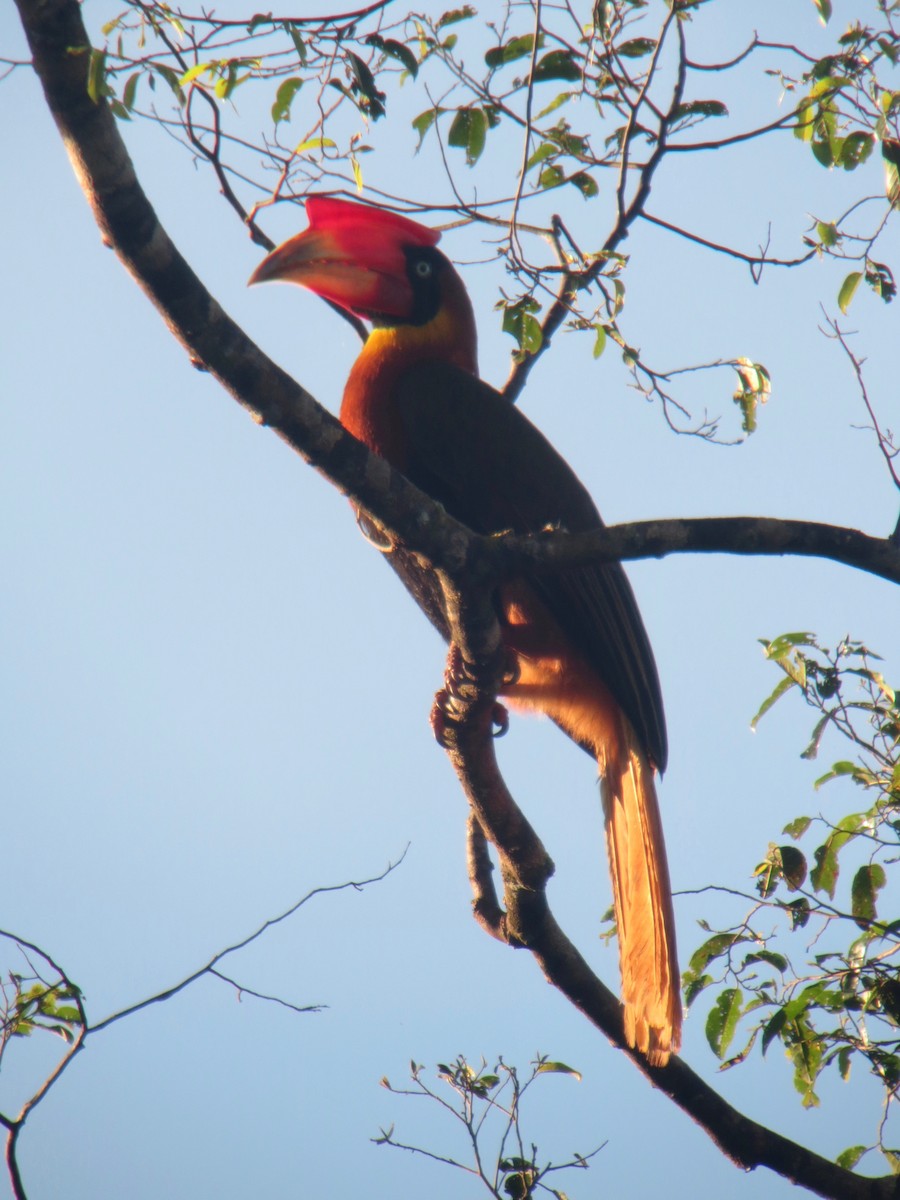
430, 645, 515, 748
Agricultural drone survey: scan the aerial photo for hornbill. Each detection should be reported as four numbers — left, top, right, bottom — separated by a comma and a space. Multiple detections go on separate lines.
250, 196, 681, 1065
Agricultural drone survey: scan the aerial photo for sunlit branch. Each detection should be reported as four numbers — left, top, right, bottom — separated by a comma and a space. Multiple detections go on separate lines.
140, 0, 397, 30
508, 0, 543, 261
686, 36, 818, 73
641, 209, 817, 276
91, 861, 403, 1033
823, 315, 900, 540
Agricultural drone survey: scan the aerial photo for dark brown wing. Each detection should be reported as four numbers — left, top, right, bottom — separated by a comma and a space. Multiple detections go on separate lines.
386, 361, 667, 772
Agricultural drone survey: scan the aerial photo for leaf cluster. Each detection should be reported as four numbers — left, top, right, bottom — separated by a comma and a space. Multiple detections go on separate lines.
686, 634, 900, 1167
376, 1053, 596, 1199
0, 969, 83, 1058
71, 0, 899, 440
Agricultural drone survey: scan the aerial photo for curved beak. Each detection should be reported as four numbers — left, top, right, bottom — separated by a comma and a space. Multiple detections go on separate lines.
248, 224, 414, 319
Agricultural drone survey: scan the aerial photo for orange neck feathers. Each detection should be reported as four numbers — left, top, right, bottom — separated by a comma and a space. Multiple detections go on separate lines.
340, 261, 479, 466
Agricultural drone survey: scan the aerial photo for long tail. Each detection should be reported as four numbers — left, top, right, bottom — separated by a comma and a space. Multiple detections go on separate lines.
600, 720, 681, 1066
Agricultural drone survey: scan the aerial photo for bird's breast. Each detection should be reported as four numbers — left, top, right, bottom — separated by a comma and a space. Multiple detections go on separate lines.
340, 350, 410, 467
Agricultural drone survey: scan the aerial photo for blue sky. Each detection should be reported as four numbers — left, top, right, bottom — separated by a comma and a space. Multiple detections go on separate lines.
2, 0, 900, 1196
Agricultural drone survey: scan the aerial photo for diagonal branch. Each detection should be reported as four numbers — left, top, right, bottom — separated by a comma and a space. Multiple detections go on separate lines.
12, 3, 900, 1197
431, 583, 900, 1200
17, 0, 900, 591
500, 518, 900, 588
502, 9, 687, 403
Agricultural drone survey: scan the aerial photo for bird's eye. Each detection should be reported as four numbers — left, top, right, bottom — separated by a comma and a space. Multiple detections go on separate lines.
413, 258, 433, 279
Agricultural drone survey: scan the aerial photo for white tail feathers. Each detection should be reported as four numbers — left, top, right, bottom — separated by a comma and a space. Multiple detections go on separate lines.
600, 722, 681, 1066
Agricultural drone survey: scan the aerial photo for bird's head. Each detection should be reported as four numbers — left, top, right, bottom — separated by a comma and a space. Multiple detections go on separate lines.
249, 196, 477, 374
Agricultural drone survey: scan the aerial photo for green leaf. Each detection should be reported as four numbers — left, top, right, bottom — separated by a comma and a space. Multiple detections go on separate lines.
706, 987, 743, 1058
786, 898, 811, 929
783, 816, 812, 840
672, 100, 728, 121
283, 22, 308, 64
836, 1046, 853, 1081
345, 51, 386, 119
816, 220, 839, 248
215, 65, 249, 101
838, 270, 863, 313
814, 760, 859, 789
794, 99, 815, 143
536, 91, 573, 119
294, 136, 336, 154
836, 1146, 867, 1171
568, 171, 598, 198
618, 37, 658, 58
365, 35, 419, 78
811, 135, 835, 168
761, 1007, 787, 1054
687, 932, 749, 978
884, 139, 900, 208
436, 6, 475, 29
152, 62, 186, 105
865, 259, 897, 303
750, 675, 796, 730
812, 0, 832, 25
412, 107, 442, 149
246, 13, 272, 32
592, 325, 607, 359
611, 278, 625, 316
538, 164, 564, 190
485, 34, 537, 69
840, 132, 874, 170
779, 845, 808, 891
810, 815, 865, 898
526, 142, 557, 170
683, 971, 713, 1008
179, 61, 212, 86
851, 863, 886, 925
536, 1060, 582, 1081
501, 298, 543, 357
810, 841, 839, 898
743, 949, 789, 973
533, 50, 582, 83
731, 358, 770, 435
86, 48, 109, 103
763, 631, 817, 658
448, 106, 489, 165
51, 1005, 82, 1024
122, 71, 141, 111
800, 713, 831, 761
787, 1016, 823, 1107
271, 77, 303, 125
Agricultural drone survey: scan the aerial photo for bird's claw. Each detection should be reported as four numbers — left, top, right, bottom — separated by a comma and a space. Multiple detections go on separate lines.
430, 646, 514, 747
500, 651, 520, 689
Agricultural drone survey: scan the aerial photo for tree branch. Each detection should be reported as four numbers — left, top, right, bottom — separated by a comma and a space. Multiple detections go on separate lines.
13, 2, 900, 1197
501, 518, 900, 589
0, 862, 400, 1200
17, 0, 900, 592
432, 607, 900, 1200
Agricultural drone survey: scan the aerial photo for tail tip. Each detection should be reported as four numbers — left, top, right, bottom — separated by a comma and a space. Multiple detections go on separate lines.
624, 1009, 681, 1068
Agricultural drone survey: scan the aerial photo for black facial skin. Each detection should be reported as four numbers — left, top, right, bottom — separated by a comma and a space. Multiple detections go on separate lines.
369, 245, 447, 328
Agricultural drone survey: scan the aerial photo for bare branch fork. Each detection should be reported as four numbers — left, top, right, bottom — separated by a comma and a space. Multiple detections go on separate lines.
12, 0, 900, 1196
0, 861, 401, 1200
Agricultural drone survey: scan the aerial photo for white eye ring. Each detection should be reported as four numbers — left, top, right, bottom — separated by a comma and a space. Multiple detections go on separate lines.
414, 258, 433, 278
